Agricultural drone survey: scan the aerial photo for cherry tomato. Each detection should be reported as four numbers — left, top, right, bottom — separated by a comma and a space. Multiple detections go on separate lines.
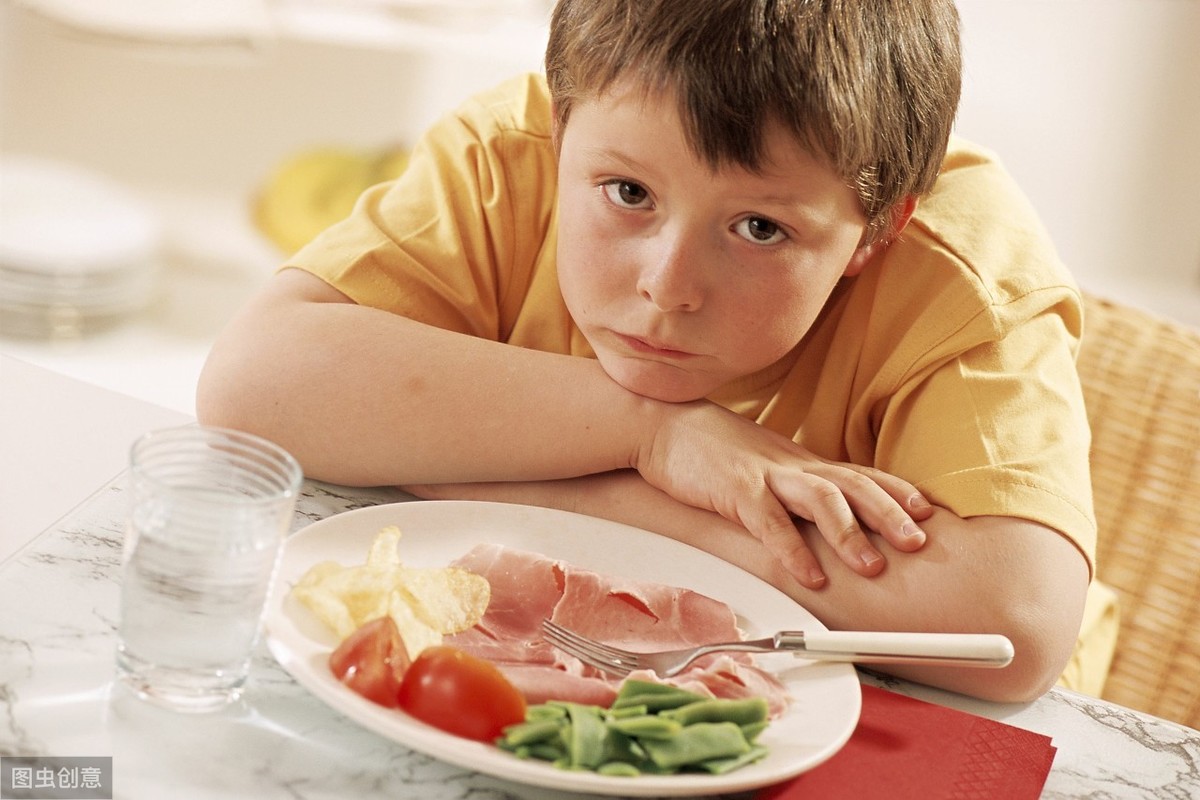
396, 645, 527, 742
328, 616, 410, 708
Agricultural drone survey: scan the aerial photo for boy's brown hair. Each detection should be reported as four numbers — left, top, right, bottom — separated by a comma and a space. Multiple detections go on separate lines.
545, 0, 962, 241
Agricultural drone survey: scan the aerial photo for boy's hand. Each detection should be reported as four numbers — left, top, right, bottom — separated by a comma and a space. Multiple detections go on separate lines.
634, 401, 932, 589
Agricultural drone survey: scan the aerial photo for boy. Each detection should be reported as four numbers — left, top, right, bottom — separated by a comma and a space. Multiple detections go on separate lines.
198, 0, 1111, 702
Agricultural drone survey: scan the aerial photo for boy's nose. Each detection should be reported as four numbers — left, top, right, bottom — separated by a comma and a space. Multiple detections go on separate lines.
636, 236, 705, 313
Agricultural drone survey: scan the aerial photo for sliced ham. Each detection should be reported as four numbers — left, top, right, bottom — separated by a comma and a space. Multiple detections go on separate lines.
446, 543, 790, 717
440, 545, 563, 667
553, 563, 743, 650
499, 664, 618, 707
665, 655, 791, 718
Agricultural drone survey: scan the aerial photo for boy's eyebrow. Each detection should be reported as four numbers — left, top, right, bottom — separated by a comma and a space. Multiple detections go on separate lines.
730, 179, 845, 220
579, 146, 654, 175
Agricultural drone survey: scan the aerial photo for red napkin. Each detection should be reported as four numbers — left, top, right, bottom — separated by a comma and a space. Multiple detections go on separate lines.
758, 685, 1056, 800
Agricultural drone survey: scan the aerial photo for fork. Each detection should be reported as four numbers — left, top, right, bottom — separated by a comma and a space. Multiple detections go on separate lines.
541, 619, 1013, 678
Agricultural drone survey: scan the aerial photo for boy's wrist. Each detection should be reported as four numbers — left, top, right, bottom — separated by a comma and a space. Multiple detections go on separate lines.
622, 391, 676, 473
625, 396, 712, 477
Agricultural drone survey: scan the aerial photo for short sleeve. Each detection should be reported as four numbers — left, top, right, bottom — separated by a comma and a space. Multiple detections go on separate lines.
284, 75, 557, 342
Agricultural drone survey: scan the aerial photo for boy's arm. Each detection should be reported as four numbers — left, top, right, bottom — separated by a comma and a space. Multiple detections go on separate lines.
197, 268, 930, 588
198, 269, 647, 486
407, 470, 1088, 704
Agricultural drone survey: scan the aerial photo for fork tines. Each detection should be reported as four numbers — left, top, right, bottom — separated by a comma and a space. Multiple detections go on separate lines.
540, 619, 638, 677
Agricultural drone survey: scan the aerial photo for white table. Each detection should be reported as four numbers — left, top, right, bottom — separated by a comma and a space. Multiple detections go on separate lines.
2, 360, 1197, 799
0, 355, 191, 559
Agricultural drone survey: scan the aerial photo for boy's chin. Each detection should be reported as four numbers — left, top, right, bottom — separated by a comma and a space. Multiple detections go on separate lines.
600, 359, 713, 404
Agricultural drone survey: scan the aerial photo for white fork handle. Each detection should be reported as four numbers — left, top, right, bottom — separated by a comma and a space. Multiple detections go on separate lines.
780, 631, 1014, 667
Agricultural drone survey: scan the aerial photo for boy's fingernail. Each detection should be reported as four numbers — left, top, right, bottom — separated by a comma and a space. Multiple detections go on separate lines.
859, 549, 884, 570
807, 567, 827, 588
901, 521, 926, 543
908, 493, 930, 511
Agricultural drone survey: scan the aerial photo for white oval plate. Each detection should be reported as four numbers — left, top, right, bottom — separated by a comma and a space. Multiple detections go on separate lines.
264, 501, 860, 797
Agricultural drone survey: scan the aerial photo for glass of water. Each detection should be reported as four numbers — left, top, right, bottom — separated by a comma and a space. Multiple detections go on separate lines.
116, 425, 303, 712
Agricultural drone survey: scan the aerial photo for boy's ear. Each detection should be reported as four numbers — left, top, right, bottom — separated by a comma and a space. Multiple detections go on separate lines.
843, 195, 918, 277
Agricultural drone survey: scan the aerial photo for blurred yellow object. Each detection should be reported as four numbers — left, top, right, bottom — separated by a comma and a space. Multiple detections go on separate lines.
253, 146, 409, 254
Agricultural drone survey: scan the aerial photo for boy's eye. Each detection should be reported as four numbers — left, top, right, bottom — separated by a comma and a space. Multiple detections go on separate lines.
602, 180, 651, 208
735, 216, 786, 245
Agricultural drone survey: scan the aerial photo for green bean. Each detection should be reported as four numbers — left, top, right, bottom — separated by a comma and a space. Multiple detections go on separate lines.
607, 714, 684, 740
525, 703, 568, 721
741, 721, 770, 743
606, 703, 649, 719
662, 697, 769, 727
697, 744, 770, 774
506, 742, 569, 762
566, 703, 608, 769
600, 730, 643, 766
611, 680, 708, 711
494, 684, 773, 778
639, 722, 751, 770
499, 718, 563, 748
597, 761, 642, 777
526, 743, 567, 761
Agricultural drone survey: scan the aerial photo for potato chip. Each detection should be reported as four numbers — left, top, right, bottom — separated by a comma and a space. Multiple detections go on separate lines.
366, 526, 403, 568
295, 560, 344, 589
386, 589, 443, 660
290, 525, 490, 658
398, 566, 490, 634
291, 580, 357, 639
319, 567, 398, 623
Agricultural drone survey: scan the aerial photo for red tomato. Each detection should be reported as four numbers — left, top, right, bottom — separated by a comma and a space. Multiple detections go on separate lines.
396, 645, 527, 742
328, 617, 411, 708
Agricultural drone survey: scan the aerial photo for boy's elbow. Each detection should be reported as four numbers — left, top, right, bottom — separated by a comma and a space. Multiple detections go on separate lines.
959, 551, 1089, 704
195, 267, 329, 436
194, 342, 274, 436
195, 357, 228, 427
893, 516, 1091, 705
195, 375, 240, 432
901, 590, 1082, 705
980, 601, 1082, 704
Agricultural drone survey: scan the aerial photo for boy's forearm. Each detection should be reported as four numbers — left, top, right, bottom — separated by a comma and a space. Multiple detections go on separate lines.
196, 271, 666, 487
442, 470, 1088, 704
799, 509, 1088, 703
198, 271, 931, 591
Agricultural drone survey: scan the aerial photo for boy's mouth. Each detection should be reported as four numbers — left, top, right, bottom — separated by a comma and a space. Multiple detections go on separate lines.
614, 332, 697, 360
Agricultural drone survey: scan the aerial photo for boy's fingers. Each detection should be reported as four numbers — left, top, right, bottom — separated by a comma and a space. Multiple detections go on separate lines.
811, 465, 929, 554
811, 499, 887, 577
864, 467, 934, 522
809, 460, 932, 512
774, 474, 888, 578
906, 491, 934, 520
856, 467, 934, 522
740, 500, 827, 589
843, 489, 927, 553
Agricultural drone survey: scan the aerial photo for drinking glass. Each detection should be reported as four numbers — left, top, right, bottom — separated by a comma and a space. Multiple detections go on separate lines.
115, 425, 302, 712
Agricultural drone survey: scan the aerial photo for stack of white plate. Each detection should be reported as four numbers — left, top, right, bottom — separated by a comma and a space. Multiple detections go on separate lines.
0, 155, 162, 338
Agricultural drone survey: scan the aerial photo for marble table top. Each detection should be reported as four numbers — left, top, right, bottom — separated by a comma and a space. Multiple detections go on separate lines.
2, 476, 1197, 799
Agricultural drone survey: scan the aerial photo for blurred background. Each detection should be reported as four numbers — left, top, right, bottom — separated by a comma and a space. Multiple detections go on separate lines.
2, 0, 1198, 415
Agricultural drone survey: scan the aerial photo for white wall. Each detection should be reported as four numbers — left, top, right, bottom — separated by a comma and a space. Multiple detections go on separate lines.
0, 6, 547, 198
954, 0, 1200, 325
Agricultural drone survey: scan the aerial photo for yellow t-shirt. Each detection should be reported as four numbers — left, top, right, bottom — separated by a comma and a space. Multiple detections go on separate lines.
287, 73, 1116, 694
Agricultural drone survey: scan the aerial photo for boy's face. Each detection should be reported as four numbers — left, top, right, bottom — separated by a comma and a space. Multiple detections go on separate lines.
556, 80, 872, 403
